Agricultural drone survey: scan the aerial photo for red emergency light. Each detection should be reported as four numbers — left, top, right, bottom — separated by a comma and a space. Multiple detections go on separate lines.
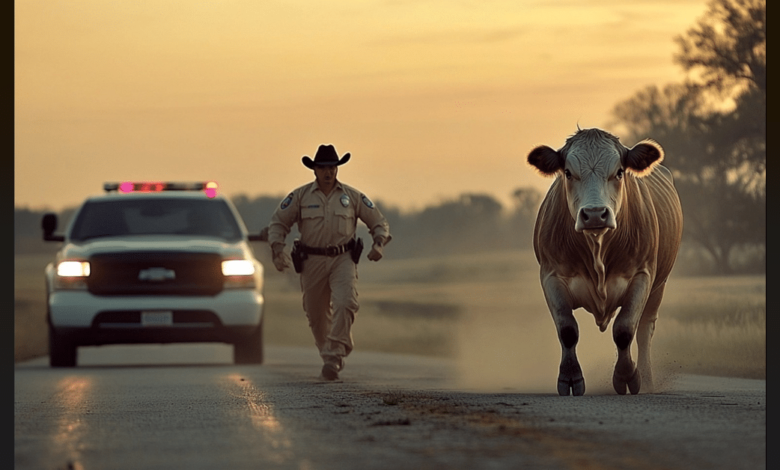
103, 181, 219, 198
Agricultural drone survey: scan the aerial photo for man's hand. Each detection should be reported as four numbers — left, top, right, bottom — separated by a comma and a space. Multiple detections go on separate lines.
367, 242, 383, 261
273, 252, 292, 272
272, 243, 292, 272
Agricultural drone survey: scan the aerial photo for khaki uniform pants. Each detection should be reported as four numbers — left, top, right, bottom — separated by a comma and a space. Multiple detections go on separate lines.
300, 252, 358, 368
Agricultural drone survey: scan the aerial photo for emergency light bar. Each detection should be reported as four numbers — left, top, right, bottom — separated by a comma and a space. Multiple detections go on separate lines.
103, 181, 219, 198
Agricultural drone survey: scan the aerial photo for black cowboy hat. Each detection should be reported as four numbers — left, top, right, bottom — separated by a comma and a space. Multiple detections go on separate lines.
302, 144, 351, 169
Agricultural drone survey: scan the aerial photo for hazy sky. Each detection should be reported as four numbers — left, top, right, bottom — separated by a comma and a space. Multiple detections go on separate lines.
15, 0, 709, 213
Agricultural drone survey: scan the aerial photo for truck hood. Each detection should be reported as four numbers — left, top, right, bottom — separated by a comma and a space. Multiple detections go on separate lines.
57, 235, 247, 260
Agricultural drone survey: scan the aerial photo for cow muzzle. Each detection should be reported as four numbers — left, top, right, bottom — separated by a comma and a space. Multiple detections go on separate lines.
575, 206, 617, 233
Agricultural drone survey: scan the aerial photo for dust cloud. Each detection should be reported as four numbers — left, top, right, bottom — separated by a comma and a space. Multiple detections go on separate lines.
442, 260, 622, 395
453, 300, 623, 395
357, 244, 764, 394
448, 269, 766, 393
442, 256, 706, 395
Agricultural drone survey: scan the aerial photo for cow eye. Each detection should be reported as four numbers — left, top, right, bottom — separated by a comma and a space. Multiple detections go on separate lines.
616, 168, 624, 180
564, 169, 572, 180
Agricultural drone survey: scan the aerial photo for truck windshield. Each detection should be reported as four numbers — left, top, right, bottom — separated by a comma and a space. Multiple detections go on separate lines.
69, 198, 243, 241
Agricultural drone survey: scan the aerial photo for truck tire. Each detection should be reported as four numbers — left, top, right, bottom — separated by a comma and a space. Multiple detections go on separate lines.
49, 325, 77, 368
233, 320, 264, 365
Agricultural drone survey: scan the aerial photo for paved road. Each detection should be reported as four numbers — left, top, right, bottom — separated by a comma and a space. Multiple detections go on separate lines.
15, 344, 766, 470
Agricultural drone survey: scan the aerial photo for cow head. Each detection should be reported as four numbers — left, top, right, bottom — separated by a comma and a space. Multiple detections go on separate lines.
527, 128, 664, 235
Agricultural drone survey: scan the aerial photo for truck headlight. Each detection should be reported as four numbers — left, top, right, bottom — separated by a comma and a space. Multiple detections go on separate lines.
222, 259, 257, 289
54, 261, 90, 290
222, 259, 255, 276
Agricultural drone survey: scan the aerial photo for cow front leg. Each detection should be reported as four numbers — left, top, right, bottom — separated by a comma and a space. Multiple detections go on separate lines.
542, 275, 584, 396
612, 273, 652, 395
557, 320, 585, 396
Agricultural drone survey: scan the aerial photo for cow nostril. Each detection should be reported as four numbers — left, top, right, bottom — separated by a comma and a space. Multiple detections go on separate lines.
580, 207, 609, 227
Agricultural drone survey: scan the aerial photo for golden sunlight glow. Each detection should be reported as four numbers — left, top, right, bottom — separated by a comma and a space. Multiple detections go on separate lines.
225, 373, 292, 462
53, 377, 93, 466
15, 1, 710, 212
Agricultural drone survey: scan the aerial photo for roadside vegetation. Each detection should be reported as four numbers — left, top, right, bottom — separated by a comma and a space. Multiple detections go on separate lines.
15, 249, 765, 381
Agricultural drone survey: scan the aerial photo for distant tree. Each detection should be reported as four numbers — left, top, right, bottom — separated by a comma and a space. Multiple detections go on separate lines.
403, 193, 505, 256
230, 194, 287, 234
16, 191, 542, 260
674, 0, 766, 195
674, 0, 766, 98
608, 0, 765, 274
507, 187, 543, 248
510, 187, 543, 219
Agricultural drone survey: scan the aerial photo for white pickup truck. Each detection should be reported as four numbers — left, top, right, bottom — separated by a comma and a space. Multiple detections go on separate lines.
42, 182, 267, 367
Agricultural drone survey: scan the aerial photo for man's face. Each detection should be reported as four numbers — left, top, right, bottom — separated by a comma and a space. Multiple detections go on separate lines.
314, 165, 338, 185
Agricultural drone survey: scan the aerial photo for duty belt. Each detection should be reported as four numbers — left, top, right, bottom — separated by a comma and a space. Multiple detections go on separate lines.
298, 239, 356, 257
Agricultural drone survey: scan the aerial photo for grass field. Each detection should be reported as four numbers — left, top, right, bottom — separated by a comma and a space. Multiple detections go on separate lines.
15, 250, 765, 389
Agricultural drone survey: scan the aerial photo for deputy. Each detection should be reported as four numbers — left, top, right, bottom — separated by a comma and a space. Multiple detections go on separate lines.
266, 144, 392, 381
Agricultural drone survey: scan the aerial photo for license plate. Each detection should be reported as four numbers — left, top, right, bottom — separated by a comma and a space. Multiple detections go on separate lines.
141, 311, 173, 327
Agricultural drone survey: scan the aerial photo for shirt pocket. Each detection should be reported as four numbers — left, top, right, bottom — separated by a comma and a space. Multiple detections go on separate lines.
333, 205, 355, 236
300, 206, 325, 235
301, 206, 324, 220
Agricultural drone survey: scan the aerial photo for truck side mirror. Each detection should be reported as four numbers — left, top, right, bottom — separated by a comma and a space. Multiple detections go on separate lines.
248, 226, 269, 242
42, 213, 65, 242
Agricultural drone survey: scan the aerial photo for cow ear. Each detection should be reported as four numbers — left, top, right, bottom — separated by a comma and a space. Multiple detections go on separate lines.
527, 145, 563, 177
624, 139, 664, 177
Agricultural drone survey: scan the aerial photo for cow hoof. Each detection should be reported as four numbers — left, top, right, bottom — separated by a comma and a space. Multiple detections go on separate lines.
613, 377, 627, 395
613, 370, 641, 395
558, 377, 586, 396
557, 379, 570, 396
572, 378, 585, 396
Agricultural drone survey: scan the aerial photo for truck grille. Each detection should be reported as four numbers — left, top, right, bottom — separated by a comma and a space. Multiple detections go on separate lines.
87, 251, 223, 296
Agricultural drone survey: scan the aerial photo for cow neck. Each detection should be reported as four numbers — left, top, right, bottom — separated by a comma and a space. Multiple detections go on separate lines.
579, 179, 644, 303
583, 231, 609, 307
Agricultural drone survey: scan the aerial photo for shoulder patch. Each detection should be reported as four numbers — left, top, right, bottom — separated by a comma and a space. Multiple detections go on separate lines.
280, 193, 294, 210
361, 194, 375, 209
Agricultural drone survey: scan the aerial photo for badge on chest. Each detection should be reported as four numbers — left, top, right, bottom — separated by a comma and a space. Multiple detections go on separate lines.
340, 194, 350, 207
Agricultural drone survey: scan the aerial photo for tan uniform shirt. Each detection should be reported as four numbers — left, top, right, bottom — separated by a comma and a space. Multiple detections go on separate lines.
267, 180, 392, 249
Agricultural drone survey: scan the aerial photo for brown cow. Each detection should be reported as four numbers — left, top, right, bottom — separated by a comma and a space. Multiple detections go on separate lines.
527, 127, 683, 396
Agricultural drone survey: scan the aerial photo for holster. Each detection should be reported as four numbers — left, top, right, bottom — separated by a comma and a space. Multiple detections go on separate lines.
351, 238, 364, 264
291, 239, 308, 273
